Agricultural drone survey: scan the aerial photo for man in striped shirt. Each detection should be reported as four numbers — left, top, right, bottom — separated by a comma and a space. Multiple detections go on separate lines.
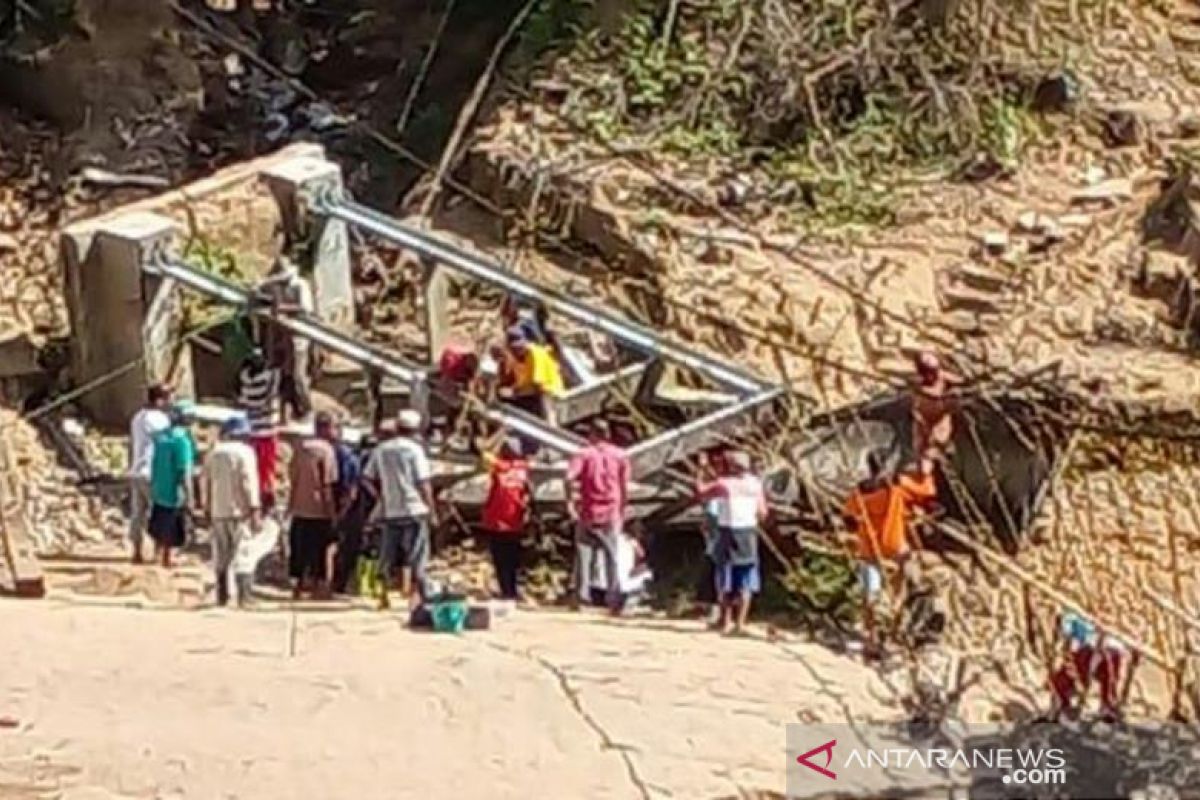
237, 348, 281, 512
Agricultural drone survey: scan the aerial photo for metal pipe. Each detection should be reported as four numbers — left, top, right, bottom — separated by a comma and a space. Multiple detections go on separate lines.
625, 387, 783, 478
151, 258, 427, 384
150, 258, 584, 456
321, 199, 768, 395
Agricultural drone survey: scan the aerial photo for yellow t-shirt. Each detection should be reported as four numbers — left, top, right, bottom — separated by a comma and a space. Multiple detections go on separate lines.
508, 345, 565, 396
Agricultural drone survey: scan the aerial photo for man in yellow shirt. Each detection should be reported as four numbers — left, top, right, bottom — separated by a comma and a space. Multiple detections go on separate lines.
501, 326, 564, 429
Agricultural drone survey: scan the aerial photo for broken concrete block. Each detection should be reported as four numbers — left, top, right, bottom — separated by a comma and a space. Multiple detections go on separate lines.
979, 230, 1009, 254
951, 264, 1008, 294
1134, 250, 1188, 303
0, 332, 39, 379
1072, 178, 1134, 205
939, 286, 1004, 316
1016, 211, 1045, 233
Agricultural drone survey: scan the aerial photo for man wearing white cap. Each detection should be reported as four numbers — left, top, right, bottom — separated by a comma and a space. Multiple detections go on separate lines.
203, 415, 261, 607
364, 409, 437, 610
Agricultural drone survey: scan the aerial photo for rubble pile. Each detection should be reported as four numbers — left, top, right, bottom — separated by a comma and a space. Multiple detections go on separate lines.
0, 117, 74, 341
1, 410, 125, 555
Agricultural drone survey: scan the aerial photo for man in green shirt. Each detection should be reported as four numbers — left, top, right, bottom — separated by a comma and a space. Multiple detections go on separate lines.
148, 405, 196, 567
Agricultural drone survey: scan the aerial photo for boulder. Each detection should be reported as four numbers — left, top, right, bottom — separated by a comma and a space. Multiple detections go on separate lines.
1142, 164, 1200, 259
1102, 109, 1141, 148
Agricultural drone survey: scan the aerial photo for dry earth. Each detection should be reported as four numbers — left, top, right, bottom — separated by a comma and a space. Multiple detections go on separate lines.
0, 599, 904, 800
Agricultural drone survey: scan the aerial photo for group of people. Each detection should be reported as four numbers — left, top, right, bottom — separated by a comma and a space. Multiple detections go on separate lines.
434, 297, 577, 443
839, 350, 956, 657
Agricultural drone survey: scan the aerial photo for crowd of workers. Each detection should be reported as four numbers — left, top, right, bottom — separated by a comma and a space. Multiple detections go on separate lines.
122, 259, 1135, 717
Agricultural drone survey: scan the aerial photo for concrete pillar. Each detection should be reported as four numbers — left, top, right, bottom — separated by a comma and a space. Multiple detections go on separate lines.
260, 156, 354, 329
60, 212, 179, 429
423, 258, 451, 363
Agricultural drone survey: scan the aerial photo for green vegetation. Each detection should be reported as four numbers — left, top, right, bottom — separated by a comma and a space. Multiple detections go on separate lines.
517, 0, 1118, 228
760, 550, 860, 630
179, 237, 251, 333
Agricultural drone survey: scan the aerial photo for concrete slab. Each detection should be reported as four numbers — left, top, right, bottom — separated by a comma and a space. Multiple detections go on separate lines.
0, 602, 903, 799
61, 211, 179, 428
260, 156, 354, 330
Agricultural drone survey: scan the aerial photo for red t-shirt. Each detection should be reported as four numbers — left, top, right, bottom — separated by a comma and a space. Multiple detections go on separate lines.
482, 456, 531, 534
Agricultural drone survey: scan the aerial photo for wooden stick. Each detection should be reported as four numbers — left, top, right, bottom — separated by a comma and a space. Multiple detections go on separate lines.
416, 0, 540, 220
936, 523, 1170, 668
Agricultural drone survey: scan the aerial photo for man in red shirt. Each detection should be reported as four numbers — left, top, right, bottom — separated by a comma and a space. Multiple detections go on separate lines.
481, 437, 533, 601
566, 419, 630, 613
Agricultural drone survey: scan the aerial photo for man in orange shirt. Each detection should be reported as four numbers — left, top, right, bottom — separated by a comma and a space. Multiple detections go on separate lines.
842, 451, 936, 657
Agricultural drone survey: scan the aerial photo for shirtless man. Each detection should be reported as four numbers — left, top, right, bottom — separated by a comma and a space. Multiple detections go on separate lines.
911, 351, 960, 476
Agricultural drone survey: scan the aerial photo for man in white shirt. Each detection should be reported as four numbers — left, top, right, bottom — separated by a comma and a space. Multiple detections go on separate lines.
695, 450, 768, 635
127, 383, 172, 564
363, 409, 437, 610
203, 415, 261, 607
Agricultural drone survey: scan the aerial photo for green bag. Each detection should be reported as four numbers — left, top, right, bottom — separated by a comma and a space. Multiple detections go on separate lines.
429, 597, 469, 634
355, 556, 381, 598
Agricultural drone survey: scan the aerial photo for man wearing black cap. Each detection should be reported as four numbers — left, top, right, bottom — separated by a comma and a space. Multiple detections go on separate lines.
256, 254, 314, 423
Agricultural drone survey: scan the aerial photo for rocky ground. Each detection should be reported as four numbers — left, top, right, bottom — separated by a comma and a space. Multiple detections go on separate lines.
0, 4, 1198, 778
442, 0, 1200, 716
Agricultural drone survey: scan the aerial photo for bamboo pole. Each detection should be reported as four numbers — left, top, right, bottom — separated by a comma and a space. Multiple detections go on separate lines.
936, 523, 1170, 669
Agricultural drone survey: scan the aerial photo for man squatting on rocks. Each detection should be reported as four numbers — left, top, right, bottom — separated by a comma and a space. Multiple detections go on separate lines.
203, 415, 261, 607
127, 382, 172, 564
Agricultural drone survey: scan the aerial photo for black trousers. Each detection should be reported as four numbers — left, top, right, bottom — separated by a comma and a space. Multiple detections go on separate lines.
487, 535, 523, 600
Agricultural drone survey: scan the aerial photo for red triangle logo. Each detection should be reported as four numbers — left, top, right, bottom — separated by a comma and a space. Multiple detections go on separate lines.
796, 739, 837, 780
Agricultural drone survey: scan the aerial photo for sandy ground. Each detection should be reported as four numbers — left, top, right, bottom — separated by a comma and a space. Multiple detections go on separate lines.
0, 599, 904, 800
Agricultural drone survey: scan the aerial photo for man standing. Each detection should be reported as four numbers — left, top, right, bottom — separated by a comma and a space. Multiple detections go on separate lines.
364, 409, 436, 611
257, 254, 314, 423
287, 411, 340, 599
128, 383, 172, 564
147, 404, 196, 568
204, 416, 261, 607
481, 437, 532, 602
325, 418, 361, 591
695, 450, 768, 635
237, 347, 281, 513
566, 419, 630, 613
911, 351, 960, 477
842, 451, 936, 657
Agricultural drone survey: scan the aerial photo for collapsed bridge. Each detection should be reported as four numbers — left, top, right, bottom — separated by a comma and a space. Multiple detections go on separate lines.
60, 145, 1066, 543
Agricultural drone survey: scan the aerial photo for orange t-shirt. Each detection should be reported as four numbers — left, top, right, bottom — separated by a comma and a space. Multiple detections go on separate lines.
843, 474, 936, 561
